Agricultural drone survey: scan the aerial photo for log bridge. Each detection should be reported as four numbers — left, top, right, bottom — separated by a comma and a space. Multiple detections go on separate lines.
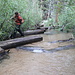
16, 28, 47, 37
0, 35, 43, 55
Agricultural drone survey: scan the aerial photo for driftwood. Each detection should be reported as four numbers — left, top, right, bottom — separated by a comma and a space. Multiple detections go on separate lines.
0, 35, 43, 50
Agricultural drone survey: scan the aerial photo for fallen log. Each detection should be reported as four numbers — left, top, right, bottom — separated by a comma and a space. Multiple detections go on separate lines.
0, 35, 43, 50
24, 29, 45, 35
10, 29, 47, 39
16, 29, 46, 37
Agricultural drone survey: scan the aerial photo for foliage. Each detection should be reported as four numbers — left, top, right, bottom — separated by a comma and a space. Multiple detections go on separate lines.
0, 0, 42, 41
43, 18, 53, 27
58, 3, 75, 33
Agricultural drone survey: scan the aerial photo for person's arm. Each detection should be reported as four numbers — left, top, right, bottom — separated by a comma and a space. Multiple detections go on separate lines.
7, 15, 15, 22
10, 15, 15, 20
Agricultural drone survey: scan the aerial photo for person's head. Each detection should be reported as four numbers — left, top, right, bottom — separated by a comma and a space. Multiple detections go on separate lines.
15, 12, 19, 16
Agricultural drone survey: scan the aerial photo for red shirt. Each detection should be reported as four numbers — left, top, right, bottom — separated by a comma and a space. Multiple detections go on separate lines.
15, 15, 22, 25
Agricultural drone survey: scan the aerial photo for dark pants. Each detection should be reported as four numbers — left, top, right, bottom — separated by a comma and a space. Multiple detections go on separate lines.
10, 25, 24, 38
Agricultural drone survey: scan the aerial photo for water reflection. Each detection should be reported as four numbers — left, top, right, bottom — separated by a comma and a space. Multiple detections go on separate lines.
16, 44, 75, 53
17, 46, 46, 53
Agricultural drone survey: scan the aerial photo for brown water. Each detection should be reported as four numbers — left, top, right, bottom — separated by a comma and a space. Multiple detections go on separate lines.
0, 31, 75, 75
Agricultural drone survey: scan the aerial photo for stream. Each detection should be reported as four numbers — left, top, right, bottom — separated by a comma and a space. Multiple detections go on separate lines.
0, 30, 75, 75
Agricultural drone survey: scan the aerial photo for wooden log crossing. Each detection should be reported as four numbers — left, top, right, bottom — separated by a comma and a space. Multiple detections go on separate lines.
16, 28, 47, 37
0, 35, 43, 50
0, 29, 45, 55
24, 29, 45, 35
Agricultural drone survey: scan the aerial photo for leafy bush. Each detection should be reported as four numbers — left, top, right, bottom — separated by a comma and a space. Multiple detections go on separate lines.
0, 0, 42, 40
58, 6, 75, 33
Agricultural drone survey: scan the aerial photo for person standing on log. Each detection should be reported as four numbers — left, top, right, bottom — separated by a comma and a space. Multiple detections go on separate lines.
10, 12, 24, 38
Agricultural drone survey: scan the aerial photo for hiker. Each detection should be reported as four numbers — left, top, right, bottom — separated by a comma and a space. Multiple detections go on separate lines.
10, 12, 24, 38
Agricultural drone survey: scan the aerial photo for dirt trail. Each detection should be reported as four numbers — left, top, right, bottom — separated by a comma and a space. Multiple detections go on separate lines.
0, 30, 75, 75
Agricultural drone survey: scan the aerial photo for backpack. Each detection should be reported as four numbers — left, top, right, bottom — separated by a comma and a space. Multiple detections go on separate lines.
21, 19, 24, 24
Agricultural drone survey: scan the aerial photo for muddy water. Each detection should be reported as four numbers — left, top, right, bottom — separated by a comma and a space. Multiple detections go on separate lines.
0, 31, 75, 75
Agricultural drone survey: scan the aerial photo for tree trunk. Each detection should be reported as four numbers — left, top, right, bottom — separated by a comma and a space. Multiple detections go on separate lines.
0, 36, 43, 50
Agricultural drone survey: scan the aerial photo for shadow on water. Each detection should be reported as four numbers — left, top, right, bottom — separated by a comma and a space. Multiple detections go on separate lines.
16, 44, 75, 53
48, 44, 75, 53
48, 38, 74, 43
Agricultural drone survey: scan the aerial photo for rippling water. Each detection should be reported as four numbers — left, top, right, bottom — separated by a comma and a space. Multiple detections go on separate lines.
0, 31, 75, 75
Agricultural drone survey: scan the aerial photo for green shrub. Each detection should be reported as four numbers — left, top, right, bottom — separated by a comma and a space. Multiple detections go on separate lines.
58, 6, 75, 33
0, 0, 42, 40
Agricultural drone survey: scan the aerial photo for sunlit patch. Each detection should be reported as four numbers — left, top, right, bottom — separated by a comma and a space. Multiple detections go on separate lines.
16, 46, 46, 53
33, 49, 43, 53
